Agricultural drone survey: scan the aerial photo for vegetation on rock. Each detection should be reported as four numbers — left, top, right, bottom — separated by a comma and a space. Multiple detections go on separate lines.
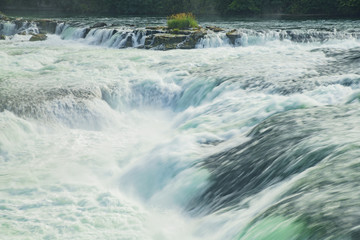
167, 13, 198, 30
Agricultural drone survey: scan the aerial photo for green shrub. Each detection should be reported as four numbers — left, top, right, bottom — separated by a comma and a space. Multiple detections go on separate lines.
167, 13, 198, 30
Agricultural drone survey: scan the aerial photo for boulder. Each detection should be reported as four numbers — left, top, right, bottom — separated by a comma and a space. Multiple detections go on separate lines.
83, 28, 91, 38
147, 33, 188, 50
178, 29, 207, 49
226, 29, 242, 45
0, 35, 5, 40
144, 35, 154, 47
143, 27, 207, 50
29, 34, 47, 41
206, 26, 225, 32
91, 22, 107, 28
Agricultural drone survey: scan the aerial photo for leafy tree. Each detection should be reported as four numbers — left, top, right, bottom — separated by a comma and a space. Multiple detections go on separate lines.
229, 0, 260, 14
0, 0, 359, 16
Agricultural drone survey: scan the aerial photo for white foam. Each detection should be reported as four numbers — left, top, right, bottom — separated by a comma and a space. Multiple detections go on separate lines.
1, 25, 360, 239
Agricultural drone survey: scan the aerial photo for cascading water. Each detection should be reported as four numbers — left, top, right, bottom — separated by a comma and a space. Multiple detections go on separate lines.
2, 17, 360, 48
0, 21, 39, 36
0, 21, 16, 35
1, 16, 360, 240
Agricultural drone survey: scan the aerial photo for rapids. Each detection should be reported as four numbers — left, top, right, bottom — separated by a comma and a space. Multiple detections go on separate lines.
1, 16, 360, 240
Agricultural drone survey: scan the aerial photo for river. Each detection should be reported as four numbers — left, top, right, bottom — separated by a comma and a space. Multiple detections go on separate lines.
1, 16, 360, 239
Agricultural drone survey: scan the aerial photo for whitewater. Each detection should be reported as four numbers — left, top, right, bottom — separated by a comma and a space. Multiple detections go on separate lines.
1, 17, 360, 240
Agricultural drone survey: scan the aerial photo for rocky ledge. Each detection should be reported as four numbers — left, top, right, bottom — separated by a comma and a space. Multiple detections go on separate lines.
0, 11, 10, 21
143, 27, 208, 50
0, 13, 243, 50
29, 33, 48, 41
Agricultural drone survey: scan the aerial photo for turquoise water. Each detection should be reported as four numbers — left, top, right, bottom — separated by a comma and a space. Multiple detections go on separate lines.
1, 17, 360, 239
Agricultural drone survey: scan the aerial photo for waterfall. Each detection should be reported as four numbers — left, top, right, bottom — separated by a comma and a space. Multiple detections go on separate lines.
0, 21, 16, 35
1, 16, 360, 240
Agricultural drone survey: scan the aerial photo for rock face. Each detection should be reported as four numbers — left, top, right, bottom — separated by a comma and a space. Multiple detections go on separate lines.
121, 35, 133, 48
1, 15, 244, 50
206, 26, 225, 32
144, 28, 207, 50
146, 33, 187, 50
29, 34, 47, 41
181, 30, 207, 49
92, 22, 107, 28
226, 30, 242, 45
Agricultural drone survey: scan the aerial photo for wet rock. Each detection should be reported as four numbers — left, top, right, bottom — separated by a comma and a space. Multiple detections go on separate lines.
0, 35, 5, 40
178, 29, 207, 49
145, 26, 167, 30
36, 19, 58, 34
120, 35, 133, 48
147, 33, 188, 50
145, 29, 165, 35
91, 22, 107, 28
145, 26, 167, 35
0, 11, 10, 21
226, 29, 242, 45
14, 19, 25, 29
206, 26, 225, 32
144, 35, 154, 47
1, 17, 233, 51
111, 29, 118, 36
29, 33, 47, 41
83, 28, 91, 38
144, 28, 207, 50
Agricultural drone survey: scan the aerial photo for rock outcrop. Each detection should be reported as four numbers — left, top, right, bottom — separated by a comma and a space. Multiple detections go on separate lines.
92, 22, 107, 28
144, 28, 207, 50
0, 15, 244, 50
29, 33, 47, 41
205, 26, 225, 32
226, 30, 243, 45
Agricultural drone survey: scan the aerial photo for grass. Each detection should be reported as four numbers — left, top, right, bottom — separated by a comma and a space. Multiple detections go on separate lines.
167, 13, 198, 30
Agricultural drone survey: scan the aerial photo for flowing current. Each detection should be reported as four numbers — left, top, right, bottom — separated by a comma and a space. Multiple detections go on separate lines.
1, 17, 360, 239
